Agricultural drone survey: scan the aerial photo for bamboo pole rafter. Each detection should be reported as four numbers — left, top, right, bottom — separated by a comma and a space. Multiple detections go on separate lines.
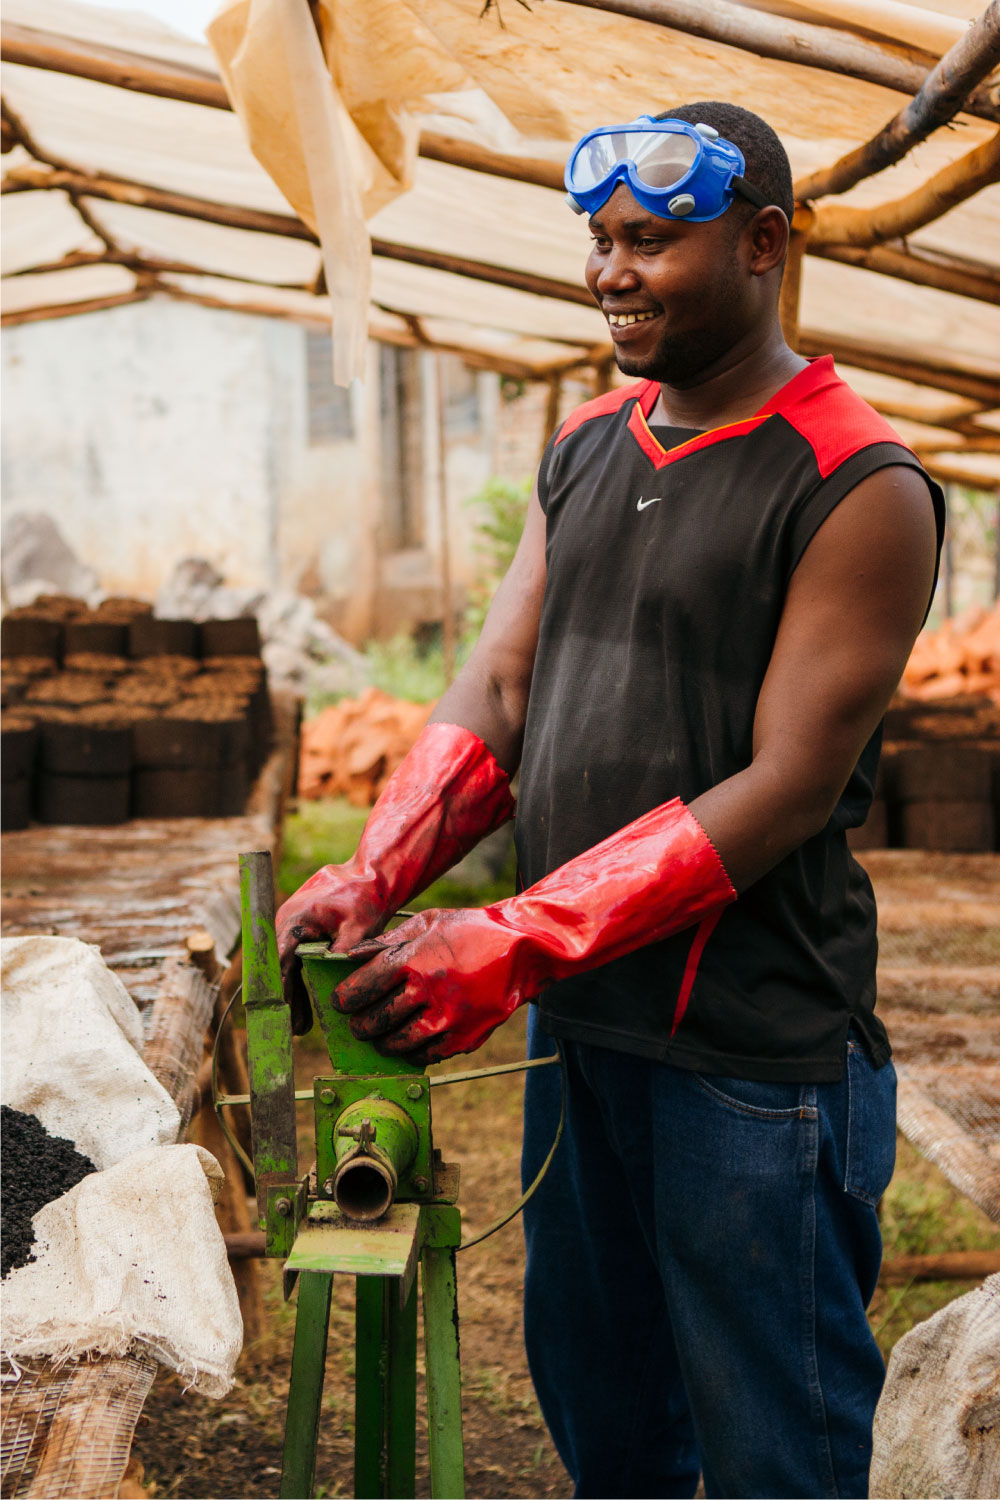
810, 129, 1000, 246
795, 0, 1000, 202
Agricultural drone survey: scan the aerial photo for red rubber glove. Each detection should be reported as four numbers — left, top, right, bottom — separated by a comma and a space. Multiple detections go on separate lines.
335, 797, 736, 1064
276, 723, 514, 1032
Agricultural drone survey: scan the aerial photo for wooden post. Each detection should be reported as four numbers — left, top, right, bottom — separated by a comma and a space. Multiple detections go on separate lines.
541, 376, 563, 462
780, 205, 813, 353
809, 132, 1000, 249
435, 353, 456, 686
942, 485, 955, 618
593, 356, 615, 396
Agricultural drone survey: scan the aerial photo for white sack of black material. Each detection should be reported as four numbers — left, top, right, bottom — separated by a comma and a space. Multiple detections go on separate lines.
0, 937, 180, 1166
870, 1272, 1000, 1499
0, 1143, 242, 1396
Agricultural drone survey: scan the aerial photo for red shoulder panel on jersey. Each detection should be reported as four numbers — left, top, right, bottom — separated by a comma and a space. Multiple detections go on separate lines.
554, 380, 651, 446
763, 355, 908, 479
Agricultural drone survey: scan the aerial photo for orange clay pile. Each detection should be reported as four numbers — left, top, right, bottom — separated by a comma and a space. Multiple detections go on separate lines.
901, 603, 1000, 705
299, 687, 433, 805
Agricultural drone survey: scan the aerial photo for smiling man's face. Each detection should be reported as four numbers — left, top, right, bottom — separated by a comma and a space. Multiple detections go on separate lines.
584, 183, 756, 387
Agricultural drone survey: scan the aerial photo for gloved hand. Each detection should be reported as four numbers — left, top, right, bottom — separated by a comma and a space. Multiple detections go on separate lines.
335, 797, 736, 1064
276, 722, 514, 1033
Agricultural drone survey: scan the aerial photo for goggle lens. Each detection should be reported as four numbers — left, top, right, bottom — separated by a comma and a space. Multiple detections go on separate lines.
571, 129, 698, 193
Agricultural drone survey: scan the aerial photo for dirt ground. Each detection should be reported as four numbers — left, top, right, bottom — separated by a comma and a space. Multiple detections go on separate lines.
134, 1009, 573, 1500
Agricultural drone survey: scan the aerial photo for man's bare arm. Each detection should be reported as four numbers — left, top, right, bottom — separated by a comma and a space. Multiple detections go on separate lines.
428, 481, 547, 774
693, 465, 939, 891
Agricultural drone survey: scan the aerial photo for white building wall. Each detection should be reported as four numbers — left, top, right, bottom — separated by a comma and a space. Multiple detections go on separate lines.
1, 298, 503, 639
1, 299, 298, 597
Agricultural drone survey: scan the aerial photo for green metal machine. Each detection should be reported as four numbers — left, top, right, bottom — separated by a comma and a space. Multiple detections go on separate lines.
231, 848, 466, 1500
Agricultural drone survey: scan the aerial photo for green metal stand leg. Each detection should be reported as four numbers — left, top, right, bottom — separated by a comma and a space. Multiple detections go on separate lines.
355, 1276, 418, 1499
280, 1272, 334, 1500
387, 1278, 418, 1498
422, 1238, 465, 1500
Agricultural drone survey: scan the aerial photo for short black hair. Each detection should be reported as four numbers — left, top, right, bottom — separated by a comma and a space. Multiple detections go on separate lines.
654, 102, 794, 222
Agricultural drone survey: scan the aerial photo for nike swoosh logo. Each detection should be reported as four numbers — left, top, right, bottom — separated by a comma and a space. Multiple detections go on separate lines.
636, 496, 662, 511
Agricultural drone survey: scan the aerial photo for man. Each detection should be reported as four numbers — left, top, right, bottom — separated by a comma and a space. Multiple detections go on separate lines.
278, 102, 943, 1498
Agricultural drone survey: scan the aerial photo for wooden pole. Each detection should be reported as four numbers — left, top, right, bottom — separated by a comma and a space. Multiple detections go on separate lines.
796, 331, 1000, 407
435, 354, 457, 686
777, 0, 965, 58
0, 21, 230, 109
810, 131, 1000, 247
879, 1249, 1000, 1284
942, 488, 955, 616
5, 245, 311, 291
593, 356, 615, 395
795, 0, 1000, 202
811, 241, 1000, 307
420, 131, 563, 192
779, 205, 813, 352
559, 0, 1000, 120
541, 377, 563, 462
0, 289, 148, 327
1, 164, 597, 307
913, 434, 1000, 455
920, 458, 1000, 490
5, 9, 1000, 127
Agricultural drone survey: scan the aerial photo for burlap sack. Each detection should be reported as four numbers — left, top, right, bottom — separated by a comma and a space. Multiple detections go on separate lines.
1, 936, 180, 1169
1, 1144, 242, 1397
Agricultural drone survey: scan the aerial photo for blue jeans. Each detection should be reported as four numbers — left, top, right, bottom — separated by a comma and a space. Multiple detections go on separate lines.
521, 1010, 896, 1499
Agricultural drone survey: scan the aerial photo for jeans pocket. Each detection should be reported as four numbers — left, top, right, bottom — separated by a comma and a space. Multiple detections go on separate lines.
844, 1037, 897, 1204
693, 1071, 813, 1120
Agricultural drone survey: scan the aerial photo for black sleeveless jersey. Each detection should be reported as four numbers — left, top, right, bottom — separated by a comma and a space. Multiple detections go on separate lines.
515, 356, 944, 1082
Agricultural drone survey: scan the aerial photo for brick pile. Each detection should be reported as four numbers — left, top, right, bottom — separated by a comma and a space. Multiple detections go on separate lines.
299, 689, 432, 806
900, 603, 1000, 704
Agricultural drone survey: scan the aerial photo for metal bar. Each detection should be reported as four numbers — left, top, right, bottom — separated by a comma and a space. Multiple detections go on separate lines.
429, 1054, 561, 1088
216, 1055, 561, 1104
280, 1271, 334, 1500
239, 850, 297, 1221
421, 1208, 465, 1500
355, 1277, 389, 1499
386, 1278, 418, 1499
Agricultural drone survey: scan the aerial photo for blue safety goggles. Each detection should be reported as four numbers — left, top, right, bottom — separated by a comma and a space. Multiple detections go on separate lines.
565, 116, 768, 222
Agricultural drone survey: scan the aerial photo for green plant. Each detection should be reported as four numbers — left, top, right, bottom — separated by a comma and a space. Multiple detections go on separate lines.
464, 475, 532, 634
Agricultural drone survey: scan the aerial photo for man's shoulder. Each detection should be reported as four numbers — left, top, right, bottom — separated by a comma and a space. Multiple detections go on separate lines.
554, 380, 652, 447
768, 356, 910, 480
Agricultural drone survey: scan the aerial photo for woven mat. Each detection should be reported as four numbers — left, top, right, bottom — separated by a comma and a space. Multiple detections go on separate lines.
861, 851, 1000, 1223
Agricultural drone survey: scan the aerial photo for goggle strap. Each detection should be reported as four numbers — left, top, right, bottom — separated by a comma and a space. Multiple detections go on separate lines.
732, 177, 769, 210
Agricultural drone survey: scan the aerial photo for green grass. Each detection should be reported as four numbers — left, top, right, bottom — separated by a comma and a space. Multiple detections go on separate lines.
873, 1133, 999, 1359
278, 797, 517, 911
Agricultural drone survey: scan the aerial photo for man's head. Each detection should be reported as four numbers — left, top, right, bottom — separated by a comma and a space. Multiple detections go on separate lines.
579, 102, 794, 385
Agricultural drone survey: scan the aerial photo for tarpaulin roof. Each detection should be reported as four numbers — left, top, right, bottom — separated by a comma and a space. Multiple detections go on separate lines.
2, 0, 999, 485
